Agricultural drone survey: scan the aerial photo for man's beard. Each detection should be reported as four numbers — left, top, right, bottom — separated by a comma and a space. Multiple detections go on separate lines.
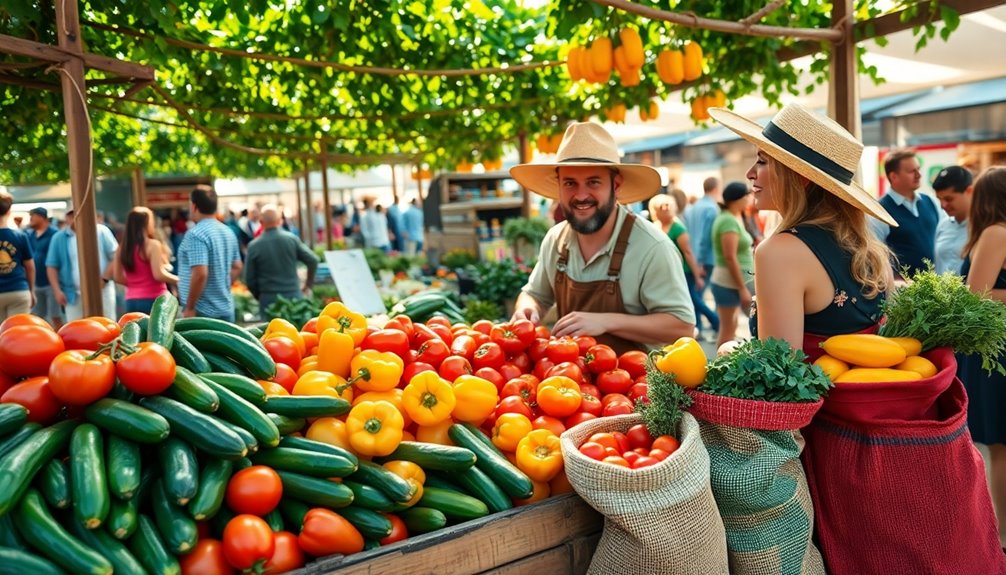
564, 192, 616, 235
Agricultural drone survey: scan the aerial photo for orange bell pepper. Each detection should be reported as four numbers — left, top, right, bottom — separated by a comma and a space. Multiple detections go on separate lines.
263, 318, 306, 356
382, 460, 425, 507
306, 417, 354, 453
415, 419, 455, 446
353, 388, 411, 429
293, 370, 354, 403
298, 355, 319, 377
492, 413, 533, 452
654, 337, 708, 388
451, 375, 499, 423
513, 479, 551, 507
316, 329, 354, 378
346, 400, 404, 457
402, 371, 456, 427
350, 350, 404, 392
536, 376, 582, 418
257, 379, 290, 397
516, 429, 564, 482
316, 302, 368, 346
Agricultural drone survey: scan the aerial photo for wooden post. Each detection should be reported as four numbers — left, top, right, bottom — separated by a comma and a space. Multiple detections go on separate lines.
390, 164, 399, 205
320, 145, 333, 250
415, 165, 425, 208
518, 133, 531, 218
294, 173, 306, 243
829, 0, 860, 138
131, 166, 146, 208
303, 162, 314, 248
54, 0, 102, 316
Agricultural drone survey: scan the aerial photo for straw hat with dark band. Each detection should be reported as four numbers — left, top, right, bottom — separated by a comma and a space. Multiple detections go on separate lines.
510, 122, 661, 204
708, 104, 897, 227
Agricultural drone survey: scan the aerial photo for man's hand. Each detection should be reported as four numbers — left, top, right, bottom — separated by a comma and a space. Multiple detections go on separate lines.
53, 289, 67, 307
694, 275, 705, 291
302, 285, 312, 297
182, 308, 198, 318
29, 291, 36, 309
551, 311, 609, 338
739, 287, 753, 311
511, 306, 540, 325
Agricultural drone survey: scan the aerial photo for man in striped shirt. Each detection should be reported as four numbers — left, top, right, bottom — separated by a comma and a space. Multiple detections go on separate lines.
177, 185, 242, 321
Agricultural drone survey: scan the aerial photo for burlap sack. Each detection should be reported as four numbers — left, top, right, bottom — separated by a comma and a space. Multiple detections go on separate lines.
689, 392, 825, 575
560, 413, 728, 575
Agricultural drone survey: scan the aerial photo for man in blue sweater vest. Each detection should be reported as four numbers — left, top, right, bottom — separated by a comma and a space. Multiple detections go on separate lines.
869, 149, 943, 278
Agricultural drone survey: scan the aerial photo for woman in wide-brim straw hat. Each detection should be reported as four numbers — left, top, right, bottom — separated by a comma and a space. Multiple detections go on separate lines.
708, 103, 896, 356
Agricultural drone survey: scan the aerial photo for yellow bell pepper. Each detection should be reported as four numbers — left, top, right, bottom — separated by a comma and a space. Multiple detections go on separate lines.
451, 375, 499, 423
293, 370, 354, 403
516, 429, 564, 482
653, 336, 708, 388
350, 350, 404, 392
316, 302, 368, 346
263, 318, 306, 356
353, 388, 411, 429
402, 371, 456, 427
257, 379, 290, 397
306, 417, 354, 453
316, 329, 354, 378
298, 355, 319, 377
415, 419, 455, 446
382, 460, 425, 507
491, 413, 533, 453
346, 400, 404, 457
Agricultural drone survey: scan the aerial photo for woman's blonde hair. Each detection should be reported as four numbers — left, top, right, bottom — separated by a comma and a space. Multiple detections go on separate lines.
647, 194, 675, 219
769, 157, 893, 298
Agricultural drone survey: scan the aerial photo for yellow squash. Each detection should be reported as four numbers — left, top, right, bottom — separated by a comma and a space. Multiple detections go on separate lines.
813, 354, 850, 381
820, 334, 907, 368
896, 356, 938, 378
889, 337, 923, 357
835, 368, 922, 384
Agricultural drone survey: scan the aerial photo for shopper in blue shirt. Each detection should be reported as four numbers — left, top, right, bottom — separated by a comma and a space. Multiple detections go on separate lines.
932, 166, 973, 276
46, 209, 119, 321
402, 198, 425, 256
177, 185, 242, 321
684, 178, 721, 288
0, 191, 35, 321
26, 207, 62, 327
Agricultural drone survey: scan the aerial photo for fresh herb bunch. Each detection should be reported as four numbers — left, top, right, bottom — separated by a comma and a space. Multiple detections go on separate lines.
879, 267, 1006, 375
468, 259, 532, 308
463, 299, 502, 324
637, 356, 693, 438
265, 295, 323, 330
701, 338, 832, 403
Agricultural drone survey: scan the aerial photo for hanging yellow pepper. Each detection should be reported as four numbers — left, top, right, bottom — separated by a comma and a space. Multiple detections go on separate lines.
293, 370, 353, 402
316, 302, 368, 346
263, 318, 306, 356
349, 350, 404, 392
516, 429, 564, 482
316, 329, 354, 378
402, 371, 456, 427
450, 375, 499, 423
382, 460, 425, 508
346, 400, 404, 457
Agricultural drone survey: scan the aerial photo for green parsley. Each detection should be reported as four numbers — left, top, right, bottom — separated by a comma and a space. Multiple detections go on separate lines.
701, 338, 832, 403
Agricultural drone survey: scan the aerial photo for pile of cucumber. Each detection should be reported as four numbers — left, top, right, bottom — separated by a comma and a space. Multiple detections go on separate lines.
388, 290, 466, 324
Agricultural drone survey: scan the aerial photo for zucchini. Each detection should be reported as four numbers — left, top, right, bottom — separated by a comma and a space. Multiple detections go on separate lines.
423, 473, 465, 492
182, 329, 276, 380
106, 496, 138, 540
175, 317, 265, 349
159, 437, 199, 506
202, 379, 280, 448
267, 413, 306, 435
138, 396, 247, 460
108, 381, 135, 402
342, 480, 395, 512
13, 489, 112, 575
364, 538, 381, 551
202, 351, 246, 375
169, 332, 211, 374
264, 509, 284, 532
150, 479, 198, 554
0, 403, 28, 436
200, 372, 266, 405
380, 441, 476, 472
278, 435, 358, 465
276, 470, 354, 508
349, 460, 415, 504
261, 395, 351, 418
133, 317, 149, 340
0, 420, 72, 516
0, 422, 41, 459
67, 514, 146, 575
147, 294, 179, 349
454, 466, 513, 514
70, 423, 110, 529
36, 458, 70, 510
251, 447, 357, 478
85, 398, 170, 444
129, 515, 181, 575
164, 366, 219, 413
0, 513, 28, 551
0, 547, 68, 575
338, 506, 392, 540
400, 506, 447, 534
106, 434, 142, 500
187, 458, 233, 521
245, 322, 269, 339
220, 420, 259, 455
449, 423, 534, 499
277, 499, 310, 533
418, 486, 489, 521
119, 320, 143, 346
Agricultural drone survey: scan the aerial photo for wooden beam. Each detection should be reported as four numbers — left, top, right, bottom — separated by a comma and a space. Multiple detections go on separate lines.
0, 33, 153, 81
518, 132, 531, 218
829, 0, 859, 136
320, 146, 333, 250
0, 72, 59, 91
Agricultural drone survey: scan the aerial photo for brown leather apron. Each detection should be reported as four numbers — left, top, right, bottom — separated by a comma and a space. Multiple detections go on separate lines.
554, 213, 645, 355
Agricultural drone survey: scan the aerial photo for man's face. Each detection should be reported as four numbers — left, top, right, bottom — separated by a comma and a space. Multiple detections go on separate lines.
935, 188, 972, 222
558, 166, 620, 235
65, 213, 75, 231
29, 214, 44, 229
889, 157, 922, 193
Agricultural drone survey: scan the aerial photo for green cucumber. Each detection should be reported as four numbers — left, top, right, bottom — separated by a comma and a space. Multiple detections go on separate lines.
169, 332, 211, 374
202, 351, 246, 375
0, 513, 28, 551
187, 458, 233, 521
106, 434, 142, 500
159, 437, 199, 506
0, 421, 72, 516
261, 395, 351, 417
0, 404, 28, 436
449, 423, 534, 499
108, 381, 135, 402
349, 460, 415, 504
418, 486, 489, 521
278, 435, 358, 465
85, 398, 171, 444
380, 441, 476, 471
277, 499, 310, 533
422, 473, 465, 492
150, 479, 198, 555
202, 379, 280, 448
70, 423, 110, 529
251, 447, 357, 477
182, 329, 276, 380
200, 372, 266, 405
245, 322, 268, 339
400, 506, 447, 534
119, 320, 143, 346
133, 317, 149, 339
267, 413, 306, 435
175, 317, 265, 349
36, 458, 70, 510
276, 471, 354, 508
164, 366, 219, 413
0, 547, 67, 575
342, 480, 395, 512
138, 396, 247, 460
0, 422, 41, 459
129, 515, 181, 575
106, 496, 138, 540
264, 509, 284, 532
219, 420, 259, 455
453, 466, 513, 514
13, 489, 112, 575
67, 514, 146, 575
147, 294, 179, 349
338, 506, 392, 540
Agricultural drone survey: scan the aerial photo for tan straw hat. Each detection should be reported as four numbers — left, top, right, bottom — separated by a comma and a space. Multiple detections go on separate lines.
510, 122, 661, 204
708, 104, 897, 227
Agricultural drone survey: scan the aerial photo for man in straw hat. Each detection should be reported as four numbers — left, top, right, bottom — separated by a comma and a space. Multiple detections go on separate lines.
510, 122, 695, 353
707, 103, 897, 351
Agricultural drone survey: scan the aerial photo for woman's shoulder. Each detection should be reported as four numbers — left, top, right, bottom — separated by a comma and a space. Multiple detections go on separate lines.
979, 222, 1006, 241
756, 231, 816, 264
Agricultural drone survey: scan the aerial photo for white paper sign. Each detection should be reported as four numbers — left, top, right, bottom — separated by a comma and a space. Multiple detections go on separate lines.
323, 249, 386, 316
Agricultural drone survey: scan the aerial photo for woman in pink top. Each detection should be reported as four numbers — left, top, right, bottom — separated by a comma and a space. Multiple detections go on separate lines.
113, 207, 178, 314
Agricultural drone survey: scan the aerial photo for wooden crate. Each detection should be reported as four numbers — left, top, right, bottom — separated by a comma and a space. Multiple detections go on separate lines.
302, 493, 603, 575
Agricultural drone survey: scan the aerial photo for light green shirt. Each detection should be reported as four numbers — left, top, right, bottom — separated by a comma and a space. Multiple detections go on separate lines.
712, 212, 754, 271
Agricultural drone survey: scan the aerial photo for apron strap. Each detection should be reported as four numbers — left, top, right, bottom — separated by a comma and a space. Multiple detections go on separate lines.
556, 222, 572, 272
607, 213, 636, 279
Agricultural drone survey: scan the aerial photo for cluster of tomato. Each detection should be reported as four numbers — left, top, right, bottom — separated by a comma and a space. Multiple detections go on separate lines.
577, 423, 680, 470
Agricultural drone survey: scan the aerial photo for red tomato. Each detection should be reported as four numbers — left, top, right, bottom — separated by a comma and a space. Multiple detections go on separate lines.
474, 367, 505, 391
89, 316, 121, 338
301, 317, 318, 333
602, 455, 630, 468
0, 314, 52, 333
532, 358, 556, 381
527, 338, 549, 362
545, 338, 579, 364
627, 382, 649, 405
602, 400, 634, 417
622, 451, 642, 466
0, 371, 15, 397
264, 531, 304, 573
272, 363, 299, 394
490, 323, 527, 355
534, 325, 551, 339
579, 383, 601, 400
226, 466, 283, 516
361, 329, 411, 359
427, 324, 453, 346
222, 515, 275, 570
438, 355, 472, 382
379, 513, 409, 545
116, 312, 148, 329
578, 441, 607, 461
509, 352, 532, 373
263, 336, 302, 370
472, 342, 505, 372
596, 369, 633, 396
652, 435, 681, 455
425, 316, 452, 330
578, 393, 603, 416
298, 508, 364, 557
500, 377, 537, 404
626, 424, 653, 450
1, 376, 62, 424
0, 325, 65, 378
493, 395, 534, 421
583, 344, 617, 374
471, 320, 494, 335
601, 393, 631, 407
180, 539, 235, 575
572, 336, 597, 356
498, 363, 522, 382
115, 342, 177, 396
411, 324, 439, 347
532, 415, 565, 437
57, 319, 116, 351
449, 335, 477, 360
402, 362, 436, 387
648, 448, 672, 461
415, 339, 449, 369
618, 350, 649, 380
384, 316, 414, 339
510, 319, 536, 346
566, 412, 598, 428
611, 431, 632, 454
546, 361, 584, 385
632, 455, 660, 469
48, 350, 116, 405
